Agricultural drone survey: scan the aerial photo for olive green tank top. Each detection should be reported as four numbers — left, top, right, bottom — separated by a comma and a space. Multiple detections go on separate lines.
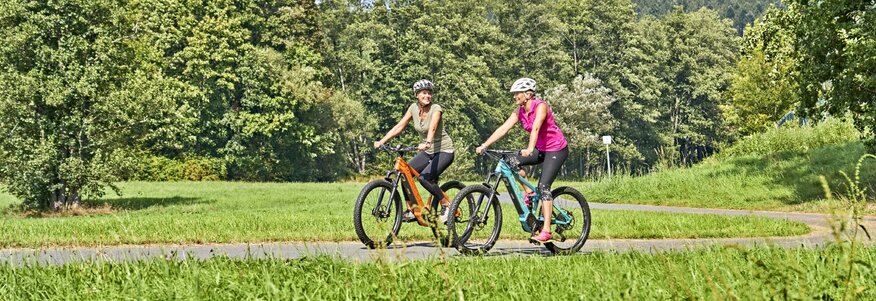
408, 103, 454, 154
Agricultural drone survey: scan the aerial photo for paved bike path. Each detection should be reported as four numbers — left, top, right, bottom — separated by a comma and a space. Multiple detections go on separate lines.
2, 202, 874, 266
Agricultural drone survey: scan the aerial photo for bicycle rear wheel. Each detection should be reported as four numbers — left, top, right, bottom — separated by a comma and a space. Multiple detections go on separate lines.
447, 184, 502, 255
353, 179, 403, 249
544, 186, 591, 254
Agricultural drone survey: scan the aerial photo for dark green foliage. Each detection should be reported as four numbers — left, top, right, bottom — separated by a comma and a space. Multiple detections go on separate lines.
634, 0, 783, 34
4, 0, 831, 208
126, 0, 364, 181
0, 0, 180, 209
128, 155, 227, 181
786, 0, 876, 135
0, 0, 370, 210
724, 7, 798, 136
725, 1, 875, 141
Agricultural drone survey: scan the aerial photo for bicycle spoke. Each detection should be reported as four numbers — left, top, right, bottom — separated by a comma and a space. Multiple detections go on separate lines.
448, 185, 502, 254
354, 180, 401, 249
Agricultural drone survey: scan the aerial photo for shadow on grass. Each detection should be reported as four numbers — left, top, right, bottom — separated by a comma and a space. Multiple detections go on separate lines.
83, 197, 213, 210
381, 242, 437, 250
482, 246, 554, 256
380, 242, 560, 256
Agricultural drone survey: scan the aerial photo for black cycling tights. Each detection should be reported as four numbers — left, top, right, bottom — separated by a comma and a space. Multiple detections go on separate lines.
513, 147, 569, 200
408, 151, 455, 201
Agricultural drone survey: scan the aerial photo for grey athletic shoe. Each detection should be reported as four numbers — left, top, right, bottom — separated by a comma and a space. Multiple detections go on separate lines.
402, 210, 417, 223
438, 205, 451, 224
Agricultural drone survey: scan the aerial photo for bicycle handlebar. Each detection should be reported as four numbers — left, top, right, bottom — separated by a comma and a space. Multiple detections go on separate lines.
481, 149, 521, 162
483, 149, 519, 156
379, 144, 419, 153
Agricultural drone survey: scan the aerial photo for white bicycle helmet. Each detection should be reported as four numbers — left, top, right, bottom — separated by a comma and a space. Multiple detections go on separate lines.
412, 79, 435, 94
509, 77, 537, 93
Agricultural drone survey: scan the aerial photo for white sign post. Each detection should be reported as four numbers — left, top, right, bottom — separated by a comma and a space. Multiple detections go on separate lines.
602, 135, 612, 180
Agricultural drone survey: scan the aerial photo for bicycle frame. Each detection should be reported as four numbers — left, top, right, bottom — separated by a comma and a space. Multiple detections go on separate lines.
477, 153, 573, 233
379, 152, 447, 227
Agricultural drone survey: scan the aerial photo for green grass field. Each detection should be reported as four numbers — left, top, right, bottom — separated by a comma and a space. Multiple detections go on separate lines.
0, 122, 872, 300
578, 137, 875, 213
0, 182, 808, 248
2, 246, 873, 299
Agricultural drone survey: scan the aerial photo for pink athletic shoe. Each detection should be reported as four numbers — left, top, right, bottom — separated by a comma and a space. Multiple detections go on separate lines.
531, 230, 553, 243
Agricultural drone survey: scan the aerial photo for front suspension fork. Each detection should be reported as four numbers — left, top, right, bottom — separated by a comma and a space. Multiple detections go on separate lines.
470, 173, 503, 225
373, 172, 403, 217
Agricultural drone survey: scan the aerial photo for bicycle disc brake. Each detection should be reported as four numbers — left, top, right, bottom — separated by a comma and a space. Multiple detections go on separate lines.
371, 205, 391, 221
470, 214, 488, 231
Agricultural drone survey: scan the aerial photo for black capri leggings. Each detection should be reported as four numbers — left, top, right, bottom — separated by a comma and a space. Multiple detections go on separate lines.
513, 146, 569, 200
407, 151, 455, 201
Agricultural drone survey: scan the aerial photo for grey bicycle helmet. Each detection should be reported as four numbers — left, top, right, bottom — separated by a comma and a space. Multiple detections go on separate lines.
509, 77, 537, 93
412, 79, 435, 94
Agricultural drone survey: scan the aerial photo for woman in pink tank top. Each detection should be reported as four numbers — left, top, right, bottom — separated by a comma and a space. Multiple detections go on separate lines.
475, 77, 569, 243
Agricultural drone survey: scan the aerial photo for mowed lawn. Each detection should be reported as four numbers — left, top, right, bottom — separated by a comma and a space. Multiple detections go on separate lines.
0, 182, 808, 248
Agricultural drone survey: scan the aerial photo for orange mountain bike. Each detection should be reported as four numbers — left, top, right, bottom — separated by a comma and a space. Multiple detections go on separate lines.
353, 145, 465, 248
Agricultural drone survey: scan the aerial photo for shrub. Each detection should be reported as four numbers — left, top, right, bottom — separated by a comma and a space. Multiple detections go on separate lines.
130, 155, 226, 181
719, 118, 861, 158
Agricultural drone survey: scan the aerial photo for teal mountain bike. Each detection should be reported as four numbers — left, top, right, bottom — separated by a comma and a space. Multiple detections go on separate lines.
446, 149, 591, 254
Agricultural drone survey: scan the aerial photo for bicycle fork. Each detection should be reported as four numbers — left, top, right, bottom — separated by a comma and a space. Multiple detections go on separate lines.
372, 171, 404, 219
467, 172, 505, 227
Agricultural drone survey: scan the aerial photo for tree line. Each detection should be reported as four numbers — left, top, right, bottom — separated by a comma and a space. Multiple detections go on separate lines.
0, 0, 872, 210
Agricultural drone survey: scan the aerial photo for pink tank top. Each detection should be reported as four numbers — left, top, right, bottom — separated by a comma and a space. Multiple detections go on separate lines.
517, 98, 568, 152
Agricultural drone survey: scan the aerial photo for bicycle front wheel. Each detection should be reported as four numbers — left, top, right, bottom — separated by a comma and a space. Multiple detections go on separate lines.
544, 186, 591, 254
447, 184, 502, 255
353, 179, 403, 249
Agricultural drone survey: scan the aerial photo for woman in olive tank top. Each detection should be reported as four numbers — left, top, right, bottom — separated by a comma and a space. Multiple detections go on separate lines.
374, 79, 456, 223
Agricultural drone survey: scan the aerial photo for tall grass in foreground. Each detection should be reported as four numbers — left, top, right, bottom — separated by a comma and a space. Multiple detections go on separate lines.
820, 153, 876, 299
0, 246, 873, 299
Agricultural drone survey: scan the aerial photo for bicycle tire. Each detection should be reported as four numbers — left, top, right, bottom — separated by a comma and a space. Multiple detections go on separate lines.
447, 184, 502, 255
353, 179, 403, 249
544, 186, 591, 254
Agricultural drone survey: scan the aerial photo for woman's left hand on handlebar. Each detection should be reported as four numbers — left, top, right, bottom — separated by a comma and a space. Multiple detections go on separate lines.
475, 144, 488, 155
